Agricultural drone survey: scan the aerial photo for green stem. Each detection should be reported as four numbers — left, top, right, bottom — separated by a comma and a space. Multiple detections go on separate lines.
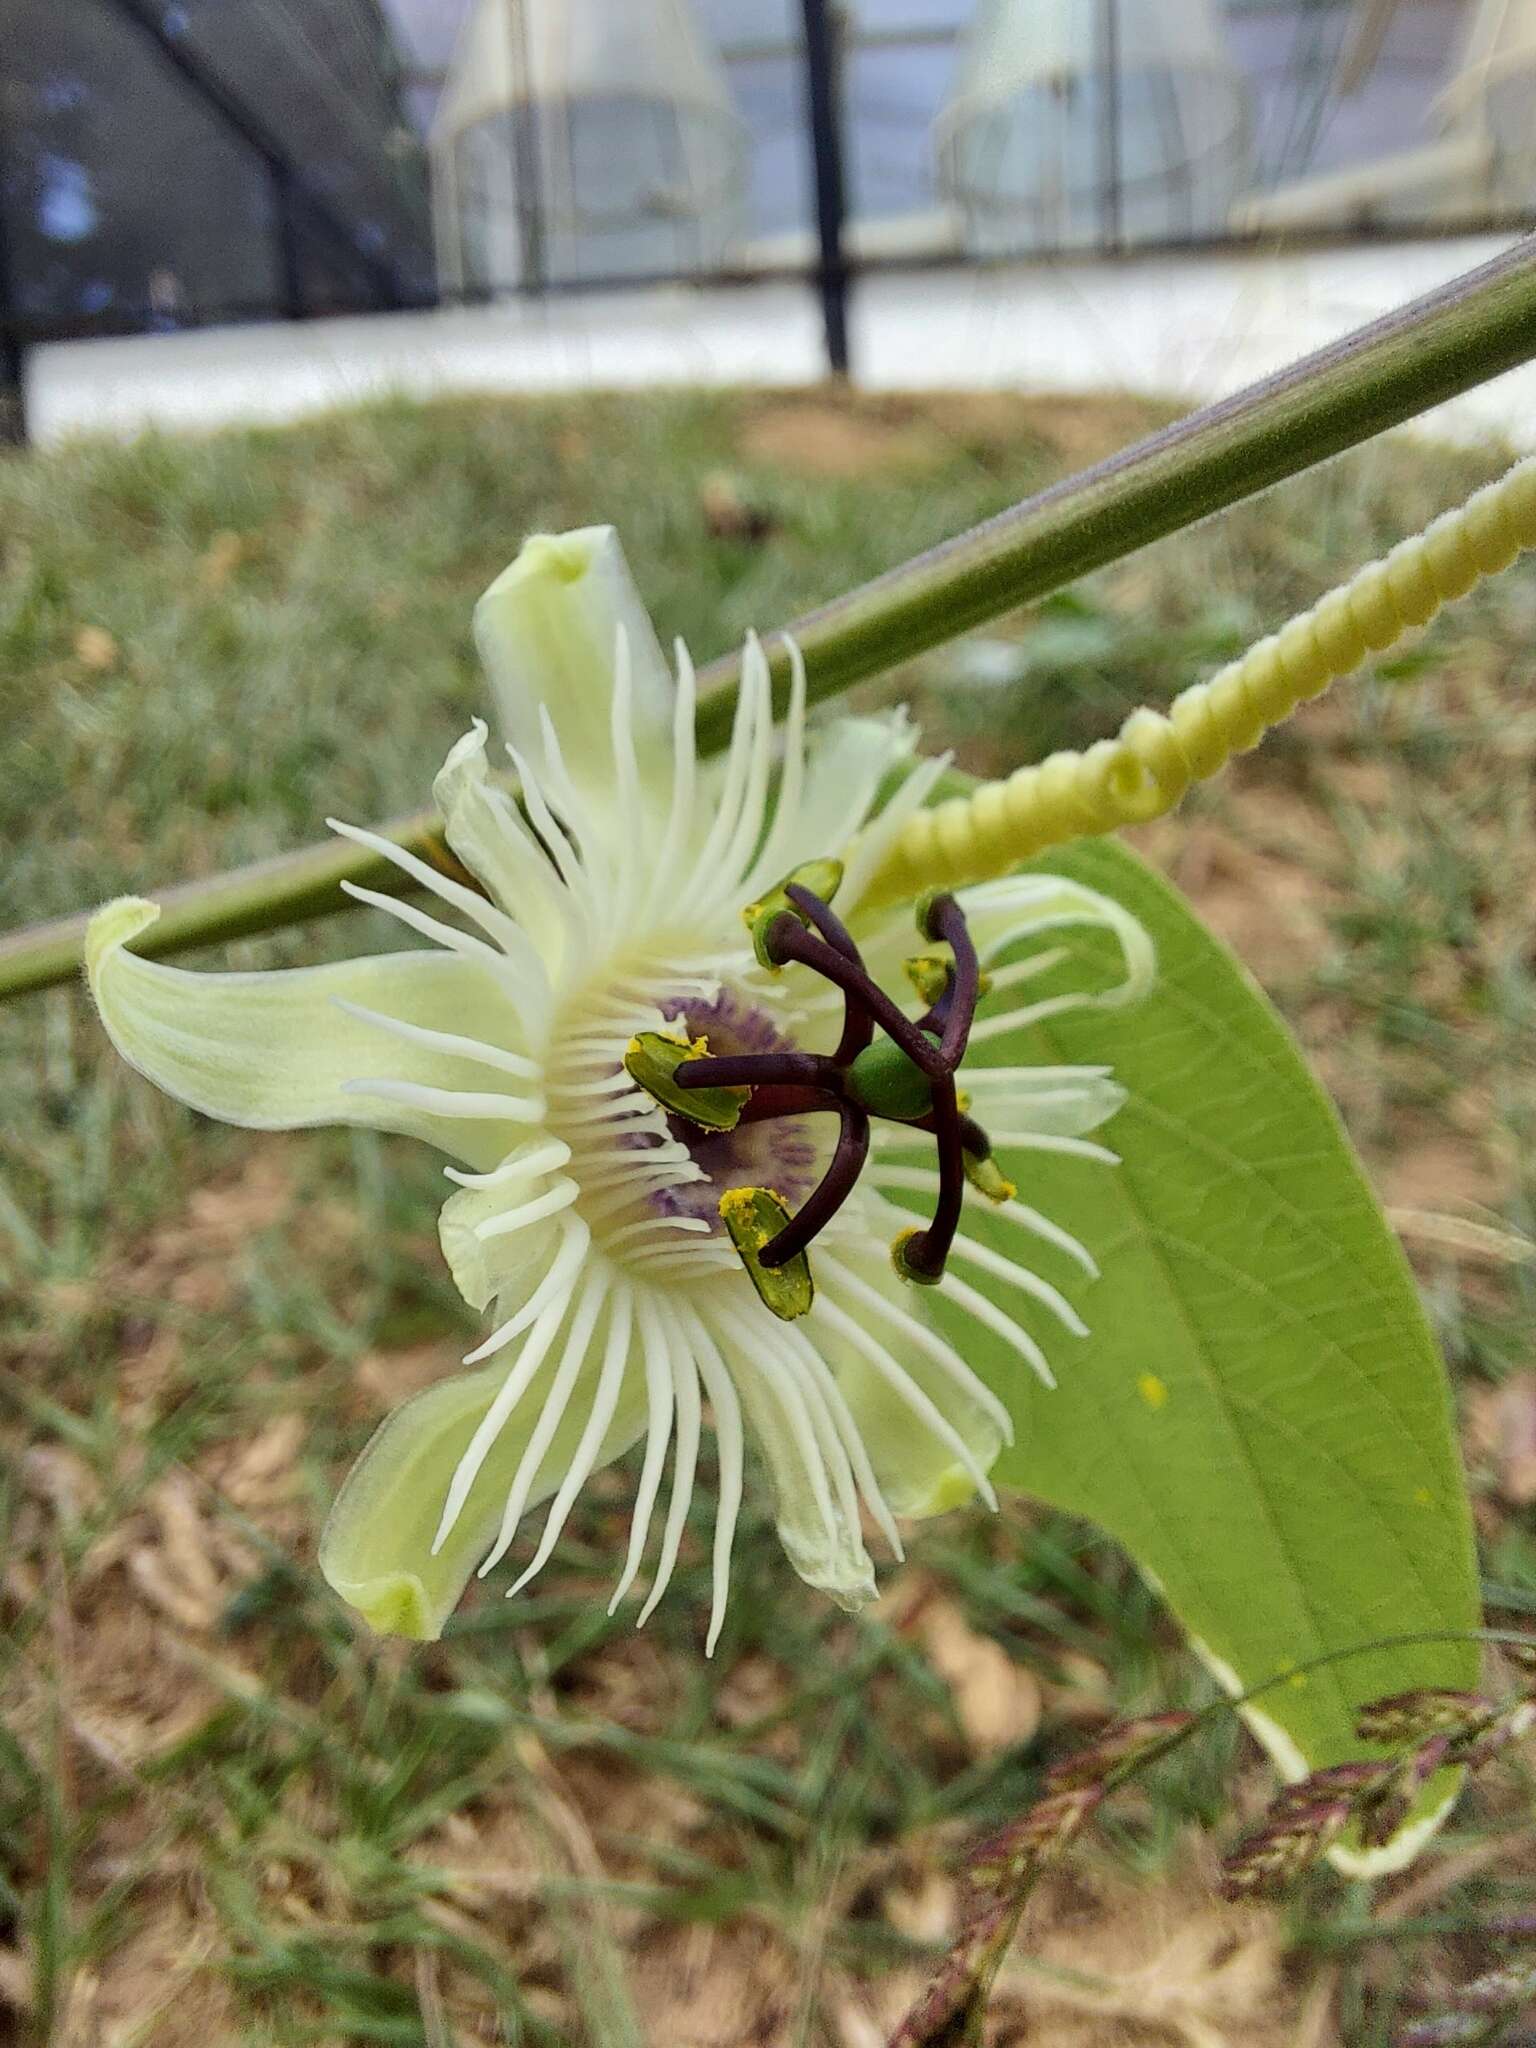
695, 233, 1536, 737
0, 808, 440, 995
5, 236, 1536, 1003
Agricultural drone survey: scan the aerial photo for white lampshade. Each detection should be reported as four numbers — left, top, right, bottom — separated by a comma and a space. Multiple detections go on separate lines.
935, 0, 1252, 255
1445, 0, 1536, 204
432, 0, 746, 291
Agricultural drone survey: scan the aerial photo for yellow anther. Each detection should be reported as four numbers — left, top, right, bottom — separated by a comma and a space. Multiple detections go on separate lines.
624, 1031, 748, 1130
720, 1186, 814, 1319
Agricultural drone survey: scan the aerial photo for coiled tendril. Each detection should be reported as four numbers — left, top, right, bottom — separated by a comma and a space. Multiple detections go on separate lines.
866, 455, 1536, 905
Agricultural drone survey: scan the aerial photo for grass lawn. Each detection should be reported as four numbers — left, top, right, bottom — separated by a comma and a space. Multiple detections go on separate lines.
2, 386, 1535, 2047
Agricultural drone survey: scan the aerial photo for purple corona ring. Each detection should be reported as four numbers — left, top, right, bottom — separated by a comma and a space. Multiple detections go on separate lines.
643, 990, 820, 1228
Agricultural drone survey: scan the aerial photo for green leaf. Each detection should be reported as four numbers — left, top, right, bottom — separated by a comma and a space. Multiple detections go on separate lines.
934, 835, 1478, 1863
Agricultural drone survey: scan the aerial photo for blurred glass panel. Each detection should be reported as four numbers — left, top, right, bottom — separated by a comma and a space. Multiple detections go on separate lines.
1457, 0, 1536, 206
700, 0, 797, 41
852, 0, 970, 30
936, 0, 1252, 253
433, 0, 746, 290
846, 38, 949, 226
8, 0, 1536, 345
1232, 1, 1532, 235
726, 48, 808, 243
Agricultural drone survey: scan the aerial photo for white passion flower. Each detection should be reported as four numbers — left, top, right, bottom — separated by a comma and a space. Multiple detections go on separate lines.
86, 527, 1154, 1651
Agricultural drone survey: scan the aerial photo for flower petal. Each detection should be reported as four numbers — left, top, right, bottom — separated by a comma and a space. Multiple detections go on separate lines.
790, 710, 920, 881
814, 1248, 1008, 1517
320, 1301, 648, 1639
972, 1075, 1129, 1138
474, 526, 674, 824
437, 1144, 575, 1311
85, 899, 534, 1170
708, 1302, 877, 1611
433, 722, 573, 965
962, 873, 1157, 1025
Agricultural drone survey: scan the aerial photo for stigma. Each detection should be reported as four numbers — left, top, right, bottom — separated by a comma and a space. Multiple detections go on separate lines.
625, 863, 1012, 1318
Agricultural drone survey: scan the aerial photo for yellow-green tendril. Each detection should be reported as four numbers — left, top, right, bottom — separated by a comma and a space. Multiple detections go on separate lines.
864, 456, 1536, 904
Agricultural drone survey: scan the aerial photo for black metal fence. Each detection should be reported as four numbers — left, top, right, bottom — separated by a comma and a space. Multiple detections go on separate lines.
4, 0, 1535, 446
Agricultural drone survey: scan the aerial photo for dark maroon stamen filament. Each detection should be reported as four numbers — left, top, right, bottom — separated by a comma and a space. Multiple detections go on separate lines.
784, 881, 860, 964
659, 887, 987, 1277
958, 1110, 994, 1159
784, 881, 875, 1064
900, 1072, 964, 1280
909, 1106, 994, 1160
677, 1050, 841, 1092
764, 916, 948, 1079
736, 1083, 843, 1125
926, 894, 980, 1069
758, 1100, 870, 1268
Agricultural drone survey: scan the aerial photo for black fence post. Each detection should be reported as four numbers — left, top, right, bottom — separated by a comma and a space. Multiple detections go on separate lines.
799, 0, 850, 378
0, 326, 24, 450
0, 114, 24, 446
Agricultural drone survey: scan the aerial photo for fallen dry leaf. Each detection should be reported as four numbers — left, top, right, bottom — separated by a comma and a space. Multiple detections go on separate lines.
918, 1600, 1044, 1757
206, 1413, 307, 1509
197, 530, 245, 589
72, 624, 118, 671
698, 470, 775, 542
1464, 1373, 1536, 1506
1379, 1136, 1507, 1215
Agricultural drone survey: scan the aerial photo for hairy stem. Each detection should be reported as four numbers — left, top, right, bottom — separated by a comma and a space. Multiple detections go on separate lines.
694, 235, 1536, 738
0, 815, 440, 998
5, 237, 1536, 1002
